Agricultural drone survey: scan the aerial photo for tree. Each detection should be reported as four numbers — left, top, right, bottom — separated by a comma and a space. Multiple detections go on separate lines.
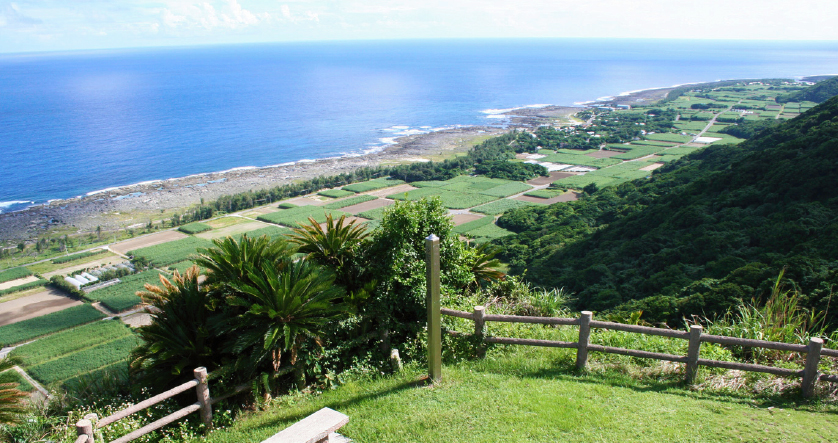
15, 243, 23, 253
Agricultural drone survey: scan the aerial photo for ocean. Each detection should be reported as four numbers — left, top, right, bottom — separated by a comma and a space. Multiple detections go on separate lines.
2, 38, 838, 213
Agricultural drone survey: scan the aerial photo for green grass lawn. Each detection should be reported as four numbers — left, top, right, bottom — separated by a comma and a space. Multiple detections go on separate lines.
200, 345, 837, 443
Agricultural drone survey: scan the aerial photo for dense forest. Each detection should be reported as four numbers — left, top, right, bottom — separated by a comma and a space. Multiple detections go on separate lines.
494, 94, 838, 326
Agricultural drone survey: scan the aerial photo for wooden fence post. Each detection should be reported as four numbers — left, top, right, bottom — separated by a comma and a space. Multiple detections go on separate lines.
685, 325, 703, 384
576, 311, 593, 370
76, 419, 93, 443
426, 234, 442, 382
194, 367, 212, 428
802, 337, 823, 398
473, 305, 486, 359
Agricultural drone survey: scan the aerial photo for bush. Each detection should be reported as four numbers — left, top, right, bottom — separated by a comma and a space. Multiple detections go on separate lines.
277, 202, 298, 209
474, 161, 548, 181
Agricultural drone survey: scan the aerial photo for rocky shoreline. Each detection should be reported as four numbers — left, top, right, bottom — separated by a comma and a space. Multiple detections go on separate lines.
0, 87, 669, 243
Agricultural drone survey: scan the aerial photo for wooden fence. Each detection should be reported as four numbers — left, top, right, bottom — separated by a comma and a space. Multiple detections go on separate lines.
73, 366, 262, 443
423, 234, 838, 398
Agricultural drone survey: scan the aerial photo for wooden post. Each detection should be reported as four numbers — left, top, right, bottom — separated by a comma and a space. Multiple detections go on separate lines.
76, 419, 93, 443
426, 234, 441, 382
685, 325, 703, 384
575, 311, 593, 370
473, 305, 486, 358
390, 349, 403, 371
802, 337, 823, 398
194, 367, 212, 428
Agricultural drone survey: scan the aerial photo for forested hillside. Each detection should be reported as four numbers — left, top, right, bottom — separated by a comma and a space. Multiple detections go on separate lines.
777, 76, 838, 103
495, 95, 838, 325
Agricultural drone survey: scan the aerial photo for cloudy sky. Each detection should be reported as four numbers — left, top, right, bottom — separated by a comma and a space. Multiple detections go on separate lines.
1, 0, 836, 54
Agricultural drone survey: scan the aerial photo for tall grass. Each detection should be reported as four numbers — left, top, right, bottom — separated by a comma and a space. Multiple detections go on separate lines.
701, 270, 828, 362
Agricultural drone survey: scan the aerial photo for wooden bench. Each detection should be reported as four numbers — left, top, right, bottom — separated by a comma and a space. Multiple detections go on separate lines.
261, 408, 349, 443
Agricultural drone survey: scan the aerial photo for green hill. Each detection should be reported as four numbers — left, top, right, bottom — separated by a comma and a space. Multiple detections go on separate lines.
494, 96, 838, 325
776, 76, 838, 103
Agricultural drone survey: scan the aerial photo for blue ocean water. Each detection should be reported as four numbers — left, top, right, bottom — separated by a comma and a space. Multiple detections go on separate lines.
2, 38, 838, 212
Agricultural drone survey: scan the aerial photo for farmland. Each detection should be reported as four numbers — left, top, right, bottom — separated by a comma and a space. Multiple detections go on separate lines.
10, 319, 132, 367
524, 189, 565, 199
341, 178, 404, 193
85, 269, 168, 312
0, 267, 32, 283
257, 206, 350, 227
178, 222, 212, 234
129, 237, 212, 267
0, 369, 33, 392
0, 304, 106, 346
471, 199, 538, 216
317, 189, 355, 199
51, 249, 107, 264
323, 194, 378, 209
27, 334, 140, 386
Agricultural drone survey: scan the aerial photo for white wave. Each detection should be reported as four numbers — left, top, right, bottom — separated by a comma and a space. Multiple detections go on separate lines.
218, 166, 258, 173
480, 104, 551, 115
0, 200, 33, 208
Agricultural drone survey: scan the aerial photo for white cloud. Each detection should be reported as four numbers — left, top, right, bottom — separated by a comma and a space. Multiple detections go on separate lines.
0, 2, 43, 27
158, 0, 269, 31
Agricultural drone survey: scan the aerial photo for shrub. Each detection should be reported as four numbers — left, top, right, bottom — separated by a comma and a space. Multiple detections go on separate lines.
277, 202, 298, 209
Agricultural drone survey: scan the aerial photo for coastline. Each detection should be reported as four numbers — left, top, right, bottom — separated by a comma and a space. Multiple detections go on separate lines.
0, 83, 670, 242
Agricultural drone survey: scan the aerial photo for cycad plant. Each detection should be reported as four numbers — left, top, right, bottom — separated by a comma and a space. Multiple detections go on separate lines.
224, 259, 347, 376
131, 266, 222, 391
289, 214, 370, 290
197, 234, 295, 292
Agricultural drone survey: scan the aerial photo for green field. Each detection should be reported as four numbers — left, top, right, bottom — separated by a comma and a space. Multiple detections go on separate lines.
672, 121, 708, 132
238, 225, 293, 241
611, 146, 664, 160
317, 189, 355, 199
478, 182, 533, 198
323, 195, 378, 209
28, 334, 141, 386
0, 278, 48, 297
358, 206, 390, 220
85, 269, 168, 312
471, 199, 539, 216
277, 202, 297, 209
11, 320, 133, 367
51, 249, 107, 264
537, 150, 620, 168
342, 178, 405, 193
0, 304, 106, 346
523, 189, 565, 199
178, 222, 213, 234
0, 369, 33, 392
257, 207, 350, 227
630, 140, 675, 147
643, 133, 692, 143
129, 237, 212, 267
0, 267, 32, 283
555, 174, 620, 190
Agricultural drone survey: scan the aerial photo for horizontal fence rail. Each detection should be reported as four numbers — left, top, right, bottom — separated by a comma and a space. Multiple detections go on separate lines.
440, 306, 838, 398
73, 366, 276, 443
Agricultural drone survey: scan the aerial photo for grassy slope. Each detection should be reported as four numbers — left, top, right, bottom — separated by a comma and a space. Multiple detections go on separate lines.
200, 346, 836, 443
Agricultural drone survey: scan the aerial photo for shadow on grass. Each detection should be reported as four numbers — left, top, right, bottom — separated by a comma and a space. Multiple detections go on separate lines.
241, 375, 432, 437
468, 353, 837, 414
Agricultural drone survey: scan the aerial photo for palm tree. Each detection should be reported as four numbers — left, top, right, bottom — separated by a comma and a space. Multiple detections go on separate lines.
0, 357, 27, 425
196, 233, 295, 293
131, 266, 222, 391
288, 214, 369, 284
224, 259, 347, 375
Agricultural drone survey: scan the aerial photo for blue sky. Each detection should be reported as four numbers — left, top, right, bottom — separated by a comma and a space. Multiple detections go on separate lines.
1, 0, 837, 54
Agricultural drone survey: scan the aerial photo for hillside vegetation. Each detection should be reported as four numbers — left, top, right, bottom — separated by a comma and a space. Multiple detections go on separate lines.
495, 95, 838, 325
777, 76, 838, 103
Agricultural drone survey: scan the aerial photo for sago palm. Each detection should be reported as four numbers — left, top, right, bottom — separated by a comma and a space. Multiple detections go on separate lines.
467, 242, 505, 289
289, 214, 369, 272
225, 259, 347, 375
196, 233, 295, 294
131, 266, 222, 391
